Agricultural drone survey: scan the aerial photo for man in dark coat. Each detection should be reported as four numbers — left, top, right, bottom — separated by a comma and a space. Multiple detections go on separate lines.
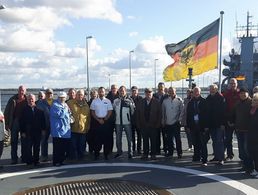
130, 86, 143, 155
153, 82, 169, 155
206, 84, 226, 165
4, 85, 27, 164
187, 87, 209, 166
20, 94, 46, 166
137, 88, 161, 160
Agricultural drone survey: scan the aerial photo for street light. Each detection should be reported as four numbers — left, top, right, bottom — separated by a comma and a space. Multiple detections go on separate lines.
154, 58, 158, 92
129, 50, 134, 89
0, 5, 5, 110
108, 73, 111, 90
86, 36, 93, 101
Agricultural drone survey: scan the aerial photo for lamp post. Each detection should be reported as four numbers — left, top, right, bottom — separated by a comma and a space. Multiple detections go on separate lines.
0, 5, 5, 110
86, 36, 93, 101
129, 50, 134, 89
108, 73, 111, 90
154, 58, 158, 92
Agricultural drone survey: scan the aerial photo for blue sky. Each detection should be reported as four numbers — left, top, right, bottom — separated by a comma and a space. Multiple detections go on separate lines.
0, 0, 258, 89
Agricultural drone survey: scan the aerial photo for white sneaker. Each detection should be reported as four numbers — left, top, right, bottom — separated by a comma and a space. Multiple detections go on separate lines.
250, 170, 258, 176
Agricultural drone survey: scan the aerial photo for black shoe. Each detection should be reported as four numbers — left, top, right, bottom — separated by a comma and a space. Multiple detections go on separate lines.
151, 155, 157, 160
114, 153, 121, 158
178, 154, 182, 159
225, 156, 233, 161
128, 154, 132, 159
217, 161, 224, 165
104, 154, 108, 160
11, 160, 18, 165
165, 153, 173, 157
137, 150, 142, 155
209, 158, 218, 162
141, 155, 148, 160
34, 162, 40, 166
94, 153, 100, 160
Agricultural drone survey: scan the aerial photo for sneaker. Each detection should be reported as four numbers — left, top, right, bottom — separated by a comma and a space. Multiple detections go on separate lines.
187, 148, 193, 152
250, 170, 258, 176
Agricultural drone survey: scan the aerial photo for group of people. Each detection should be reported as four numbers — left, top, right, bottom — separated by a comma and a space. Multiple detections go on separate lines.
0, 79, 258, 178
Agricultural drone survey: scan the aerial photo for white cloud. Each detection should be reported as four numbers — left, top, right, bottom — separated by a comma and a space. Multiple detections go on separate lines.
2, 0, 122, 24
0, 0, 121, 53
129, 31, 138, 37
127, 15, 136, 20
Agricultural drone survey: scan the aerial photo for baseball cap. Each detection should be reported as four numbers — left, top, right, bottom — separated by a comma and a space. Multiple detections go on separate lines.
58, 91, 67, 98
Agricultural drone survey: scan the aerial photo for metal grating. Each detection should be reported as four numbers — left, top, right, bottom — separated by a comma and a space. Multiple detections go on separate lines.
13, 180, 172, 195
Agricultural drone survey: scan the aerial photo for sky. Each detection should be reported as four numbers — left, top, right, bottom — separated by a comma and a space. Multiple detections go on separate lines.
0, 0, 258, 89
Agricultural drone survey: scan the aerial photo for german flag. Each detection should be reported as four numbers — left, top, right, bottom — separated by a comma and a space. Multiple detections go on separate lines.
163, 19, 220, 81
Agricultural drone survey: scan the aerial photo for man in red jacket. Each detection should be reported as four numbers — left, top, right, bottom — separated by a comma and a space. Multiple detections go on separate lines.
223, 78, 240, 161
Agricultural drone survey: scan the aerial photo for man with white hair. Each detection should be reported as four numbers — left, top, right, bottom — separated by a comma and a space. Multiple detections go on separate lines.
187, 87, 209, 166
20, 94, 46, 166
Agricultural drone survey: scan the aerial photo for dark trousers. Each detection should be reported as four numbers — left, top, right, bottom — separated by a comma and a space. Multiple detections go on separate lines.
142, 127, 157, 156
249, 149, 258, 172
236, 132, 253, 171
52, 137, 70, 165
210, 127, 225, 161
184, 126, 193, 148
164, 123, 182, 156
0, 140, 3, 158
190, 125, 209, 163
156, 127, 166, 154
70, 132, 87, 159
23, 135, 41, 164
11, 118, 25, 162
94, 121, 113, 156
86, 128, 95, 153
40, 130, 50, 158
132, 125, 142, 152
224, 123, 234, 158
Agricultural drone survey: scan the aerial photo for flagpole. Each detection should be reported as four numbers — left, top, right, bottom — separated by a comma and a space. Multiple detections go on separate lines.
218, 11, 224, 93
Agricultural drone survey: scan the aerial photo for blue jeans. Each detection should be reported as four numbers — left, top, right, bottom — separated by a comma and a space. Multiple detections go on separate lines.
236, 132, 253, 171
210, 127, 225, 161
115, 124, 132, 155
70, 132, 87, 159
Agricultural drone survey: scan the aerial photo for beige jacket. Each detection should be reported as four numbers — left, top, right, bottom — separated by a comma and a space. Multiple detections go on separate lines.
67, 99, 91, 134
